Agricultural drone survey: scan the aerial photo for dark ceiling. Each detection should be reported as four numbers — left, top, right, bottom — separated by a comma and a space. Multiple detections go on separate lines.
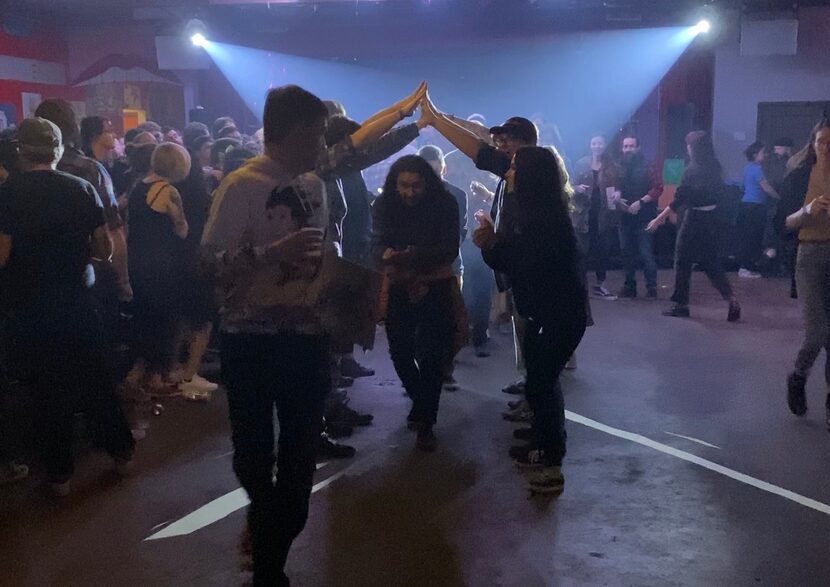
8, 0, 825, 37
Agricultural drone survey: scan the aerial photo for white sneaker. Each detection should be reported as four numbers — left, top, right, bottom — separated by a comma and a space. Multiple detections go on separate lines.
738, 268, 762, 279
179, 374, 219, 392
764, 248, 777, 259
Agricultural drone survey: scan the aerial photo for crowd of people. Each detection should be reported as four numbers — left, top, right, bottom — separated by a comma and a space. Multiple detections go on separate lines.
1, 82, 829, 585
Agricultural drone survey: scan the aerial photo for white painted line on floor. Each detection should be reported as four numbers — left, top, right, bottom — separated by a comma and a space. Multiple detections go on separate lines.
144, 465, 342, 541
566, 410, 830, 516
663, 431, 722, 449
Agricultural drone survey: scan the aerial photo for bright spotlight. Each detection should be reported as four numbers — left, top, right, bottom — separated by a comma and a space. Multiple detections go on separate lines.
191, 33, 208, 47
695, 19, 712, 34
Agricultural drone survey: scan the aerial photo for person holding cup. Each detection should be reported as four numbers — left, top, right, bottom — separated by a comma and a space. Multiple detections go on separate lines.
572, 134, 622, 300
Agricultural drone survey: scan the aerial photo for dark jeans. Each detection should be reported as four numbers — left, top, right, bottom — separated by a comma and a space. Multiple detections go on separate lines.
619, 217, 657, 291
578, 227, 615, 284
793, 242, 830, 382
386, 279, 454, 426
524, 315, 586, 466
671, 210, 734, 307
737, 202, 767, 270
461, 240, 493, 347
221, 332, 329, 587
11, 295, 134, 482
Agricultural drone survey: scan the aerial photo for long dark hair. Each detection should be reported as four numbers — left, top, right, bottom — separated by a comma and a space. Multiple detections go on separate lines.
788, 119, 830, 172
684, 130, 723, 186
513, 146, 573, 236
381, 155, 447, 204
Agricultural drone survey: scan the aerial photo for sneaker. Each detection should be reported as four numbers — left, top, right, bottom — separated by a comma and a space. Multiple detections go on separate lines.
317, 433, 356, 460
326, 401, 373, 427
738, 268, 762, 279
443, 376, 460, 392
618, 287, 637, 299
646, 288, 658, 299
340, 357, 375, 379
501, 379, 526, 395
0, 460, 29, 486
337, 376, 355, 389
593, 285, 618, 300
764, 248, 777, 259
474, 344, 491, 358
663, 304, 690, 318
513, 427, 533, 441
564, 355, 577, 370
787, 372, 808, 416
513, 448, 547, 470
527, 466, 565, 496
507, 398, 525, 410
416, 426, 437, 452
727, 301, 741, 323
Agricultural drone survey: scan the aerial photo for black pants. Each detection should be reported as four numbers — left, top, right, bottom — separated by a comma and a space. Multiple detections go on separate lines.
221, 332, 329, 587
461, 240, 493, 347
386, 279, 454, 426
578, 227, 615, 284
524, 315, 586, 466
671, 210, 734, 306
12, 296, 134, 483
737, 202, 767, 270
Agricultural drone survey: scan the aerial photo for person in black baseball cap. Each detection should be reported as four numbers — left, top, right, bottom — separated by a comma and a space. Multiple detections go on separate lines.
488, 117, 539, 147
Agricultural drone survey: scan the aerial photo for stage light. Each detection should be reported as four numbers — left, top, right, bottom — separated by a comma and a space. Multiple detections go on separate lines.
191, 33, 208, 47
695, 19, 712, 34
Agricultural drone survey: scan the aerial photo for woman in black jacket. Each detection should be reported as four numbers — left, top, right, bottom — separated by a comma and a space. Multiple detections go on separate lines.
647, 131, 741, 322
473, 146, 587, 495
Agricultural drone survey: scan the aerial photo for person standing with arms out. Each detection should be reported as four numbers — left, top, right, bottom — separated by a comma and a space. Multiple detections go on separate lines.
737, 141, 780, 278
372, 155, 460, 451
782, 120, 830, 429
0, 118, 134, 496
417, 95, 538, 397
201, 86, 332, 586
647, 131, 741, 322
473, 146, 587, 495
573, 134, 623, 300
617, 135, 662, 299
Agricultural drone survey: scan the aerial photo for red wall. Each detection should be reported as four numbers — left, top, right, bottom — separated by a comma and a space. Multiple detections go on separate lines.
0, 25, 83, 124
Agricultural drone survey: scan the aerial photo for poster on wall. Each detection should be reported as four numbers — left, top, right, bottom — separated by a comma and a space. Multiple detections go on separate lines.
21, 92, 42, 118
0, 104, 16, 131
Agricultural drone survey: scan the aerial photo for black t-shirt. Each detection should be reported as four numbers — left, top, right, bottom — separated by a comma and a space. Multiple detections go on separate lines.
0, 170, 104, 308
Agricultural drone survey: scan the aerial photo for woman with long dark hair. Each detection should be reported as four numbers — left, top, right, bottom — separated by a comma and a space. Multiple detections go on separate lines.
781, 119, 830, 427
572, 134, 622, 300
372, 155, 460, 452
473, 146, 587, 495
647, 131, 741, 322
